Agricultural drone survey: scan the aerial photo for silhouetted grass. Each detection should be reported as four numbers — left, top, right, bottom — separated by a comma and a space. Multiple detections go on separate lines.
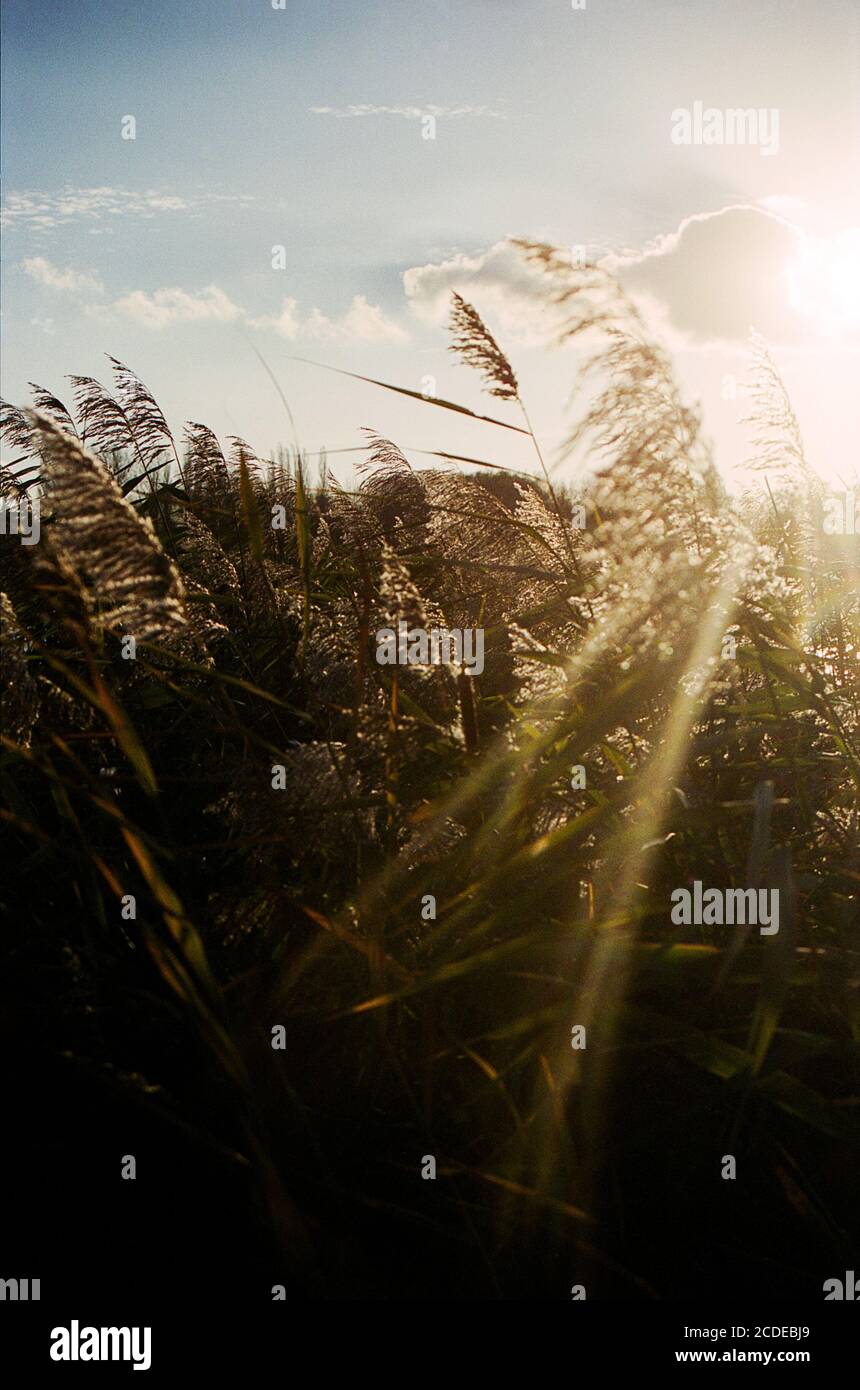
1, 246, 857, 1299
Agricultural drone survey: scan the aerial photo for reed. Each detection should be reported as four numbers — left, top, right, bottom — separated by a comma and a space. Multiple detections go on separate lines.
2, 246, 857, 1298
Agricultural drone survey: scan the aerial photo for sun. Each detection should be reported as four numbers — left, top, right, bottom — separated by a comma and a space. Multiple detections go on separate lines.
787, 229, 860, 336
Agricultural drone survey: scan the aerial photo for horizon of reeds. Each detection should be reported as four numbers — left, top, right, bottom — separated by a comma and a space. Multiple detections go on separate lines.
2, 241, 858, 1298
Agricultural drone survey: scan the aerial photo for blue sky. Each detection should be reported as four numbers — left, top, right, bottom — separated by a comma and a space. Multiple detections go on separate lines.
3, 0, 859, 486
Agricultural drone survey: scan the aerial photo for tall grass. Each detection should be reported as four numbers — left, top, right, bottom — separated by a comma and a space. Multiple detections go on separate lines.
2, 244, 858, 1297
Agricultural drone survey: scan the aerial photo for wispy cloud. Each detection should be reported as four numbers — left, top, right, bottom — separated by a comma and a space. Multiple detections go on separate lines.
252, 293, 408, 343
2, 186, 254, 232
22, 254, 250, 332
404, 240, 555, 345
310, 103, 504, 120
252, 297, 303, 339
310, 295, 408, 342
86, 282, 407, 342
22, 256, 103, 294
108, 285, 245, 330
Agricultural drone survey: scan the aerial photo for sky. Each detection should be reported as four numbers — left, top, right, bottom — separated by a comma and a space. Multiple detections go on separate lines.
3, 0, 860, 491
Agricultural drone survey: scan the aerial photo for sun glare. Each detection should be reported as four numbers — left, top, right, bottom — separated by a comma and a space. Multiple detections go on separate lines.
787, 229, 860, 335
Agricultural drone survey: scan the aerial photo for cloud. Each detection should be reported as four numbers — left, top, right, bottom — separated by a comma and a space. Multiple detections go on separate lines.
311, 295, 408, 342
310, 103, 504, 120
252, 294, 407, 343
251, 296, 302, 340
757, 194, 807, 217
339, 294, 408, 342
21, 257, 250, 334
22, 256, 102, 294
403, 240, 558, 345
402, 210, 860, 356
609, 205, 806, 345
2, 186, 254, 232
110, 285, 245, 329
104, 283, 406, 341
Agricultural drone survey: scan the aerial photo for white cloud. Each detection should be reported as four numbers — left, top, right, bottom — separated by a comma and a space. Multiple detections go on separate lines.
22, 256, 102, 294
608, 205, 806, 345
2, 185, 254, 232
253, 293, 407, 343
104, 283, 406, 341
310, 103, 504, 120
111, 284, 244, 329
251, 296, 302, 339
757, 194, 807, 217
340, 294, 408, 341
314, 295, 408, 342
403, 240, 558, 345
402, 209, 860, 357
